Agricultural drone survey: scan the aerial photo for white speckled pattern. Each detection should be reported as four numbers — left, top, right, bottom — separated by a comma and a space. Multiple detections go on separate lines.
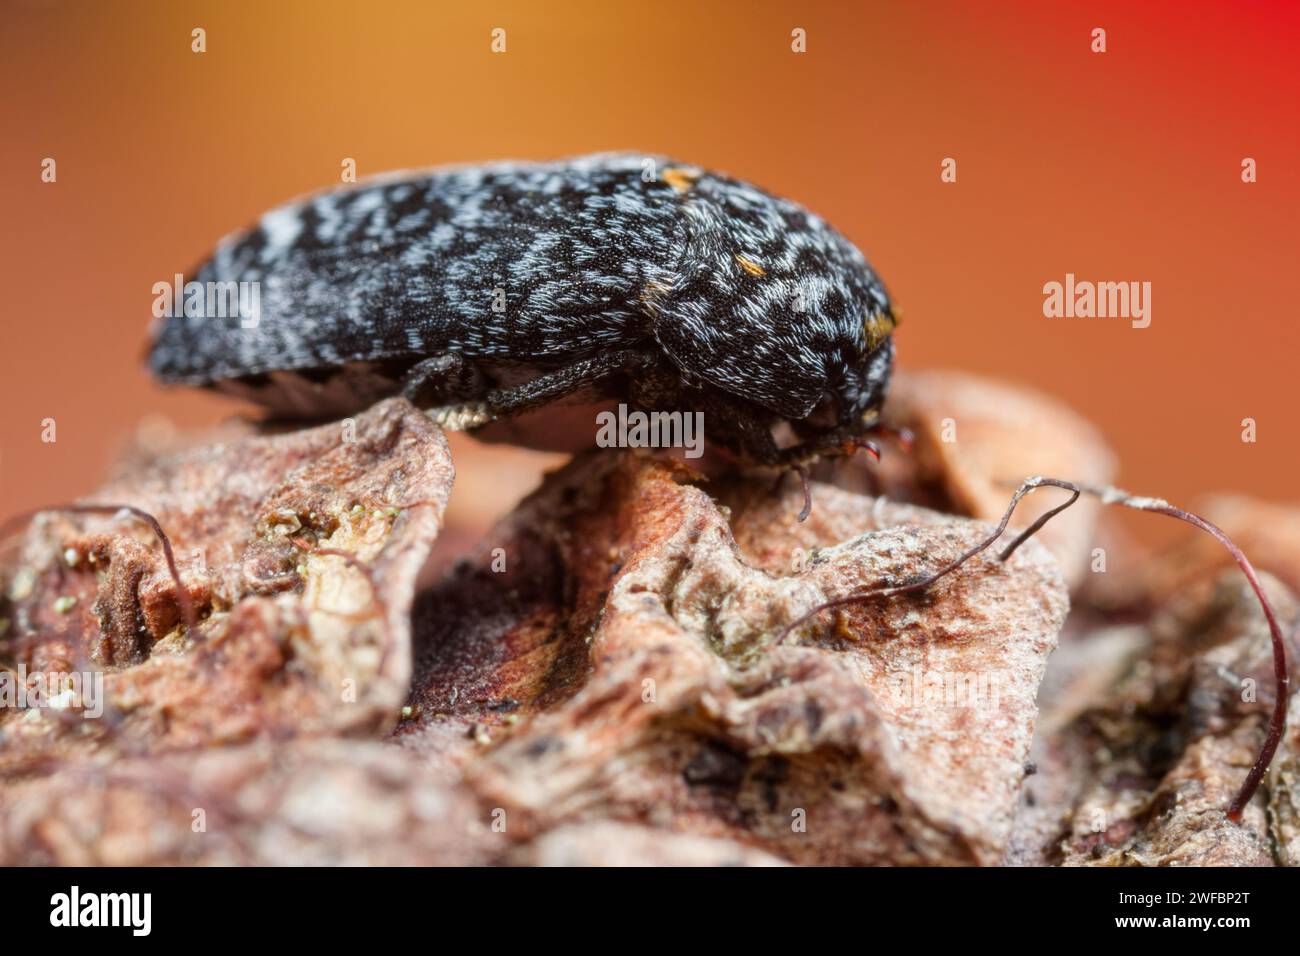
149, 152, 893, 424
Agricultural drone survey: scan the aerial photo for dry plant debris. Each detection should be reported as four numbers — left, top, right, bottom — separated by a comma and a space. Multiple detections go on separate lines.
1010, 573, 1298, 866
0, 372, 1294, 866
406, 454, 1065, 864
0, 399, 452, 768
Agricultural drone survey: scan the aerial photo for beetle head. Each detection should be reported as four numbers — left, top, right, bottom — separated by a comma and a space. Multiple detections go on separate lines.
791, 330, 896, 444
651, 167, 897, 459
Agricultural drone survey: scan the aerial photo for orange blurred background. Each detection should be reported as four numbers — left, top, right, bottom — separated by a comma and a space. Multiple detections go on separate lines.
3, 0, 1298, 542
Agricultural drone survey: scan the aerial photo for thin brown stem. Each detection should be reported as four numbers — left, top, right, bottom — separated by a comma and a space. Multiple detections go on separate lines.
1, 504, 196, 635
794, 465, 812, 523
779, 475, 1292, 820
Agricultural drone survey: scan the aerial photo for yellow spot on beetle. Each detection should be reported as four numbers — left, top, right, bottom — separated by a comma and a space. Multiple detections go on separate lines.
639, 279, 671, 315
662, 167, 701, 194
862, 310, 897, 349
735, 255, 766, 277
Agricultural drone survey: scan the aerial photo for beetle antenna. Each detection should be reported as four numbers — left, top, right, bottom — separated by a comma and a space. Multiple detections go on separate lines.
779, 475, 1292, 821
779, 430, 901, 523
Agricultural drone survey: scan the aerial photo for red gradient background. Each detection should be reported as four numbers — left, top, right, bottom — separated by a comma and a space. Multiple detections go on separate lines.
3, 1, 1298, 539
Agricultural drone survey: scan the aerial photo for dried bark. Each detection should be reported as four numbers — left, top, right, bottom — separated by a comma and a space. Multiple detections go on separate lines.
0, 399, 452, 767
1, 372, 1293, 867
404, 453, 1067, 865
0, 740, 489, 866
1008, 572, 1298, 866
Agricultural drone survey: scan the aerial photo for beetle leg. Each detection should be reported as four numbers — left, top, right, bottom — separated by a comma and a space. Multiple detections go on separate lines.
423, 349, 653, 431
481, 349, 653, 417
769, 431, 857, 469
770, 421, 908, 470
401, 353, 484, 404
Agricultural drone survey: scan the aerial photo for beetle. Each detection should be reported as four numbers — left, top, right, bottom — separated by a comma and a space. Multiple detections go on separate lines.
146, 152, 1288, 821
148, 152, 896, 468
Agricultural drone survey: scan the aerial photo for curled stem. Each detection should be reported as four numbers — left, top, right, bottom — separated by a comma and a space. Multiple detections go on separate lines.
1, 504, 196, 635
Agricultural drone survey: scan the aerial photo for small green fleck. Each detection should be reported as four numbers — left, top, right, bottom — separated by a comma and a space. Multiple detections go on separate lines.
53, 595, 77, 614
351, 504, 364, 514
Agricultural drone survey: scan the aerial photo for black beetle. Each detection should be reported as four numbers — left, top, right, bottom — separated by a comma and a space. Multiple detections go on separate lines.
146, 152, 1289, 821
148, 152, 896, 467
